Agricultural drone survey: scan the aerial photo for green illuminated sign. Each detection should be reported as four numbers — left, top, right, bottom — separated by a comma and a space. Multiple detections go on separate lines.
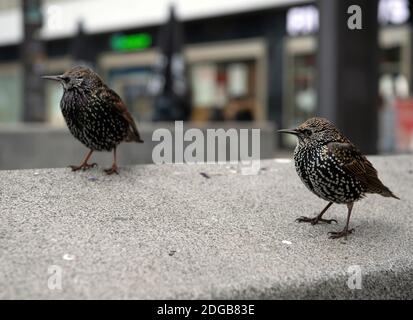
110, 33, 152, 52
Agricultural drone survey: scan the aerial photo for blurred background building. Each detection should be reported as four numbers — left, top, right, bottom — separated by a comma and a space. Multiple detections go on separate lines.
0, 0, 413, 169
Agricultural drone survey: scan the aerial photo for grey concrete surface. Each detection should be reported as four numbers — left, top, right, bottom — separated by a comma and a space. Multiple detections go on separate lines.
0, 155, 412, 299
0, 121, 277, 170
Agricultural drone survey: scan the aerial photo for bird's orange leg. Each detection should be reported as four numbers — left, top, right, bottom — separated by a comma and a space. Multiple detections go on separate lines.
296, 202, 337, 225
328, 202, 355, 240
70, 150, 97, 172
104, 147, 119, 175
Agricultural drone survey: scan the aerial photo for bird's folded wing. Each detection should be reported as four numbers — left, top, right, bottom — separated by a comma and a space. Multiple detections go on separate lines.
326, 142, 384, 192
98, 87, 143, 142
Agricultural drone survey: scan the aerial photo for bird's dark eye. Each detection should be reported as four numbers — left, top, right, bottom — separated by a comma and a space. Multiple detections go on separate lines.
302, 129, 312, 136
61, 76, 70, 83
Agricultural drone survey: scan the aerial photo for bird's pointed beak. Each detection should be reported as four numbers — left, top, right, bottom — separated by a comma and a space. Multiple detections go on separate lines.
278, 128, 299, 135
42, 75, 63, 82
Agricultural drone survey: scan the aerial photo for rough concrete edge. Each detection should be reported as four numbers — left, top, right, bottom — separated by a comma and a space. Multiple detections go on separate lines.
210, 266, 413, 300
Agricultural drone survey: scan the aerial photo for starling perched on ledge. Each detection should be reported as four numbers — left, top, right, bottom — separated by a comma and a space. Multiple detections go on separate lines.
43, 66, 143, 174
279, 117, 399, 239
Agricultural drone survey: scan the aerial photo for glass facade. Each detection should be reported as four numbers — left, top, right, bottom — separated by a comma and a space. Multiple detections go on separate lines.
282, 25, 413, 152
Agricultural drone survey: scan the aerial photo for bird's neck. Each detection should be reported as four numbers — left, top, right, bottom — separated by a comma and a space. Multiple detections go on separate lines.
296, 139, 324, 151
61, 87, 91, 110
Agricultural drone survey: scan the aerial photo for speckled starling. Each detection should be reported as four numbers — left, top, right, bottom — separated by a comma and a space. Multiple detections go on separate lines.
279, 117, 399, 239
43, 66, 143, 175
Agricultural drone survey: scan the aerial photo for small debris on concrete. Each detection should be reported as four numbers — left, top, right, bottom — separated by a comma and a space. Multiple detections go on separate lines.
282, 240, 292, 245
168, 250, 176, 256
63, 254, 75, 261
200, 172, 211, 179
88, 176, 98, 181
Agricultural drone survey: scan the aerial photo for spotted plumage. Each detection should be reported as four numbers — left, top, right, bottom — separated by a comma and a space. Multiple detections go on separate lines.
279, 117, 399, 239
43, 66, 143, 174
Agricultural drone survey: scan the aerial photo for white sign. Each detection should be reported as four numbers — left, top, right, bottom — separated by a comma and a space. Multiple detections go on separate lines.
378, 0, 410, 25
286, 5, 319, 36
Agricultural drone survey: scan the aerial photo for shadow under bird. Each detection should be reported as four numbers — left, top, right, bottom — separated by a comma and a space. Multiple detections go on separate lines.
279, 117, 399, 239
43, 66, 143, 174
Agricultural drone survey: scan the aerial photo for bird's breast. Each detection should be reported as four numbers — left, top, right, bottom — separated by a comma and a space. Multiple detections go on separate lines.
294, 145, 364, 203
60, 91, 129, 151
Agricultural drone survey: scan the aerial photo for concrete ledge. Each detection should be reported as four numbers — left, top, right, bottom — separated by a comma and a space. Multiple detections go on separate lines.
0, 155, 412, 299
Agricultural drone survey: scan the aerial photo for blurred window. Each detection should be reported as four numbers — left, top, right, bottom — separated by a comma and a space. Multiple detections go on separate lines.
283, 36, 317, 147
46, 70, 66, 126
190, 60, 257, 122
0, 66, 22, 124
191, 64, 218, 108
108, 67, 154, 122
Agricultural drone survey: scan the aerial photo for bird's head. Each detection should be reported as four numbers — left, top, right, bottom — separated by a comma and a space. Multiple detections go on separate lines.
42, 66, 102, 91
278, 117, 341, 146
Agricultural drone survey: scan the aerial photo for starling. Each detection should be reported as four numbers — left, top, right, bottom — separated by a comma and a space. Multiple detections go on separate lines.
279, 117, 399, 239
43, 66, 143, 174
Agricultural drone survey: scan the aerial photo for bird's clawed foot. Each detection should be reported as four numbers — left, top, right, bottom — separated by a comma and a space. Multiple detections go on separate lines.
69, 162, 97, 172
104, 165, 119, 175
295, 216, 338, 225
328, 228, 354, 240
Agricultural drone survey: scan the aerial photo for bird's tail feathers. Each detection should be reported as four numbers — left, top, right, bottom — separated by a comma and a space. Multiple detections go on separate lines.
380, 186, 400, 200
125, 118, 144, 143
126, 130, 144, 143
134, 131, 144, 143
